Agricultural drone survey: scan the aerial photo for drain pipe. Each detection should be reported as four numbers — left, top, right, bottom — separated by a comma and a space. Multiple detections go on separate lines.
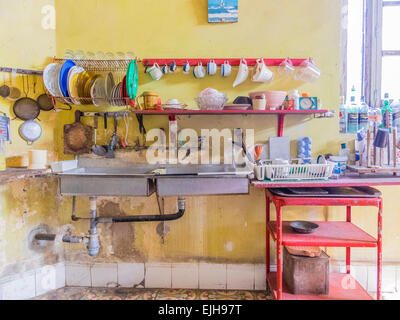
35, 196, 186, 257
88, 197, 100, 257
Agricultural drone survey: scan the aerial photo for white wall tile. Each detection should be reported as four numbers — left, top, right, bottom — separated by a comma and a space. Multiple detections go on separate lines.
0, 272, 36, 300
367, 265, 396, 293
65, 263, 91, 287
172, 263, 199, 289
199, 263, 226, 290
255, 264, 267, 290
145, 263, 171, 288
117, 263, 145, 287
227, 264, 254, 290
35, 263, 65, 296
350, 266, 368, 290
91, 263, 118, 287
397, 266, 400, 292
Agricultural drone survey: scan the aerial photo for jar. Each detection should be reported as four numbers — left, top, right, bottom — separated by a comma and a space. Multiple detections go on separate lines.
288, 90, 300, 110
253, 94, 266, 110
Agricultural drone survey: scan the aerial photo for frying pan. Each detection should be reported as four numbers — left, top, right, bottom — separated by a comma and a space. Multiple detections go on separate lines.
64, 110, 93, 155
13, 75, 40, 121
36, 77, 54, 111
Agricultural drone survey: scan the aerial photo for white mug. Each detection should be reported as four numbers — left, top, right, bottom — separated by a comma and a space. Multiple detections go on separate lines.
147, 63, 163, 81
207, 59, 217, 75
252, 59, 273, 83
221, 60, 232, 77
294, 58, 321, 83
193, 62, 205, 78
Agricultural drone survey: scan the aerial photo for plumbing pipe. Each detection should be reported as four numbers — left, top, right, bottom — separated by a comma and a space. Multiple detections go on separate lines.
95, 197, 186, 224
87, 196, 100, 257
34, 234, 82, 243
34, 233, 56, 241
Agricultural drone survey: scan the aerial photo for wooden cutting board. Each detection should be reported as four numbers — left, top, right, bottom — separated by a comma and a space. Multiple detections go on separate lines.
285, 246, 322, 258
64, 110, 93, 155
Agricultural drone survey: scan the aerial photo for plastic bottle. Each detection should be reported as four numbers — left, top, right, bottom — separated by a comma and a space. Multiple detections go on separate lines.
391, 99, 400, 131
382, 93, 393, 130
339, 143, 350, 160
347, 86, 359, 134
288, 90, 300, 110
339, 96, 347, 134
358, 96, 369, 131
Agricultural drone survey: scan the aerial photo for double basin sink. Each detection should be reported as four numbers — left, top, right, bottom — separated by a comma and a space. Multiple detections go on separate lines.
58, 164, 251, 196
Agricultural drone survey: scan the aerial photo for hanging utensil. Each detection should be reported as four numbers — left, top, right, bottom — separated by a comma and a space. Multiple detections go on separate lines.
7, 70, 21, 101
91, 113, 107, 156
64, 110, 93, 155
36, 76, 54, 111
0, 72, 10, 98
19, 120, 42, 145
13, 75, 40, 121
105, 114, 118, 159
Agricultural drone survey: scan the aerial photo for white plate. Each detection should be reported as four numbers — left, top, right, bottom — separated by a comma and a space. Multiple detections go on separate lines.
91, 77, 107, 106
105, 72, 115, 100
67, 66, 84, 105
43, 63, 62, 97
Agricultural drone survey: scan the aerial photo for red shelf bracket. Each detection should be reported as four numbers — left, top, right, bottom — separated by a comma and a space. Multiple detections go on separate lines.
277, 114, 285, 137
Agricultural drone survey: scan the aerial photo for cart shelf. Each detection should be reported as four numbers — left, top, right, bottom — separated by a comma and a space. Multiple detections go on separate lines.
267, 221, 377, 248
267, 272, 373, 300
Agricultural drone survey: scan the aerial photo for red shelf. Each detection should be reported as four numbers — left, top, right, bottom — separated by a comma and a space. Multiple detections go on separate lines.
130, 109, 328, 115
267, 272, 373, 300
142, 58, 307, 67
267, 221, 377, 247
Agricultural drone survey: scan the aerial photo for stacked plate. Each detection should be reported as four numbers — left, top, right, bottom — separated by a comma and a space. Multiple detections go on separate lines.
43, 60, 139, 107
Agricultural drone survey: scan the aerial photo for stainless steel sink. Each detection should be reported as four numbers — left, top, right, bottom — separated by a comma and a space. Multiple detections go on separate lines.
58, 165, 250, 196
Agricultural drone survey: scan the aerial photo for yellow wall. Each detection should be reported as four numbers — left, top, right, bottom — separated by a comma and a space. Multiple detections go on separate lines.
1, 0, 400, 275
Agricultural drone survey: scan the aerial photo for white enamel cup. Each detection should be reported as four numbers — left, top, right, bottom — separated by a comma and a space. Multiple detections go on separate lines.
193, 62, 205, 78
252, 59, 274, 83
207, 59, 217, 75
221, 60, 232, 77
147, 63, 163, 80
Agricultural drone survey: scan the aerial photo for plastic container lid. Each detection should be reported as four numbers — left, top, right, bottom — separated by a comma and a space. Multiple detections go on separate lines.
329, 156, 348, 162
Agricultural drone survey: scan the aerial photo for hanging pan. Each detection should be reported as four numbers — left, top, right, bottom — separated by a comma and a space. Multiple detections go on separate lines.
0, 72, 10, 98
13, 75, 40, 121
36, 76, 54, 111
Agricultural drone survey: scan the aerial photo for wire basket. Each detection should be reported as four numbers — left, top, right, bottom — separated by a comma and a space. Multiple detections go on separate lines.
264, 163, 335, 181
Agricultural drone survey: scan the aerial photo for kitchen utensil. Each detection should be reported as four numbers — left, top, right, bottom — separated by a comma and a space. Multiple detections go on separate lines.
374, 128, 389, 148
183, 61, 191, 74
254, 164, 265, 181
137, 91, 159, 110
91, 114, 107, 156
121, 112, 130, 147
146, 62, 162, 81
43, 63, 63, 97
251, 59, 273, 83
265, 91, 287, 110
105, 115, 118, 159
19, 120, 42, 144
13, 75, 40, 121
0, 73, 10, 98
207, 59, 217, 75
290, 221, 319, 234
162, 99, 187, 110
223, 104, 250, 110
28, 150, 47, 170
105, 72, 115, 101
233, 58, 248, 87
221, 60, 232, 77
67, 66, 84, 104
233, 96, 252, 105
64, 110, 93, 155
294, 58, 321, 83
37, 78, 54, 111
255, 145, 263, 161
193, 62, 205, 79
127, 60, 139, 100
278, 58, 295, 76
196, 88, 227, 110
59, 60, 76, 97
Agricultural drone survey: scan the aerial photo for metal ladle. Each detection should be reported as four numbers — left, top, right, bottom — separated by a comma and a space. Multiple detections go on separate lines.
91, 113, 107, 156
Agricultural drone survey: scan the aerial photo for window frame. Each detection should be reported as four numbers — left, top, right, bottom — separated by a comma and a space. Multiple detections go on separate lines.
363, 0, 400, 108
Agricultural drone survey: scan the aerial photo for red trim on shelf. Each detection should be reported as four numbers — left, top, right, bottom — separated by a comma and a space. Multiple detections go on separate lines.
142, 58, 307, 67
130, 109, 328, 115
267, 272, 373, 300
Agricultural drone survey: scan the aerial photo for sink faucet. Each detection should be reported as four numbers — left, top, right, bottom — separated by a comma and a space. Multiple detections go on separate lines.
232, 129, 254, 169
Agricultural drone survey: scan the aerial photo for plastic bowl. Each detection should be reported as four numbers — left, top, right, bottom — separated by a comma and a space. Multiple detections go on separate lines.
196, 92, 228, 110
265, 91, 287, 109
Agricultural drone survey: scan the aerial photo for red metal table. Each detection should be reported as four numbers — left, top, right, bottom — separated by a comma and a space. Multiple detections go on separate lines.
263, 189, 382, 300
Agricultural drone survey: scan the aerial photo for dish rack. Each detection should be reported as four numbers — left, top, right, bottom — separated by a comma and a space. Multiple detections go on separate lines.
256, 162, 334, 181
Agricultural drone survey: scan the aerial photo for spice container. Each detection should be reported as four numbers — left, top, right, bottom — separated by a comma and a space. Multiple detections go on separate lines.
252, 94, 266, 110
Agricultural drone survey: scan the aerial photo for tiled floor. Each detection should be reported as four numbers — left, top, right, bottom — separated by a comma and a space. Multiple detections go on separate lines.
33, 287, 272, 300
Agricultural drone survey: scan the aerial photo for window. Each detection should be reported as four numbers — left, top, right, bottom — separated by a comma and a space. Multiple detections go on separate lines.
345, 0, 400, 107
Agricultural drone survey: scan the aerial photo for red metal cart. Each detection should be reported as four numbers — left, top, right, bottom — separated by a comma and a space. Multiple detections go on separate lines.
265, 188, 382, 300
